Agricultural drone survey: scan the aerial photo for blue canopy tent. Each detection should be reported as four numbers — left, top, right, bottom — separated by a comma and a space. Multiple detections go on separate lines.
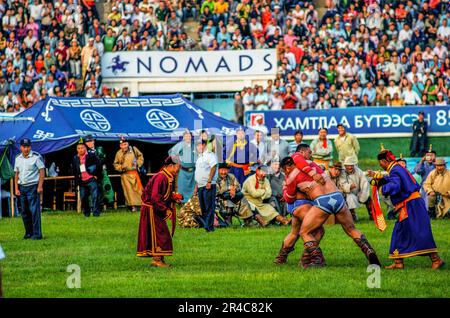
0, 94, 243, 157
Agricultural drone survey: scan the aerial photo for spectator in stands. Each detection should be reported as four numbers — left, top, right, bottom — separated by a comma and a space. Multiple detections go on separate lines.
334, 124, 360, 163
310, 128, 333, 170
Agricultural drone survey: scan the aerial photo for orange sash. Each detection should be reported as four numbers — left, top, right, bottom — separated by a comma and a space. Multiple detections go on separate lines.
126, 170, 142, 190
371, 185, 387, 232
394, 191, 421, 222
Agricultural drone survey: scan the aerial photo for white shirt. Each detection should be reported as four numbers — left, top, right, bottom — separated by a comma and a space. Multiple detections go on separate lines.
195, 150, 218, 187
14, 151, 45, 186
401, 90, 421, 105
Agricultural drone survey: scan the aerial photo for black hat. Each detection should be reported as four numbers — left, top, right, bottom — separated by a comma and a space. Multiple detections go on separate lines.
418, 111, 425, 116
20, 138, 31, 146
218, 163, 229, 169
85, 134, 95, 142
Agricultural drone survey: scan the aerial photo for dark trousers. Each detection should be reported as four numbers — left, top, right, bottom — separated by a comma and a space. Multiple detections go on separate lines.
80, 179, 99, 216
18, 184, 42, 239
198, 185, 216, 232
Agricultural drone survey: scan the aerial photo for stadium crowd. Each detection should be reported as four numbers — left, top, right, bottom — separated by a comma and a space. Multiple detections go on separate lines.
1, 0, 449, 115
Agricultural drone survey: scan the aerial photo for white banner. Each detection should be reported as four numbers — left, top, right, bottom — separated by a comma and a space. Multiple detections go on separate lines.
101, 49, 277, 78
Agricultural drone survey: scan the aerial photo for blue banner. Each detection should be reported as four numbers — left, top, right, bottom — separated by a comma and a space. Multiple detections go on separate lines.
245, 106, 450, 137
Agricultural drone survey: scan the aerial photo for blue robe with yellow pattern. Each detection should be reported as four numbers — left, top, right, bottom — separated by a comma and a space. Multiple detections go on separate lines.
380, 162, 438, 259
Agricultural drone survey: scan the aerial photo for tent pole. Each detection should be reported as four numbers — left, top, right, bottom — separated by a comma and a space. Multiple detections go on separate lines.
10, 178, 14, 218
77, 185, 81, 214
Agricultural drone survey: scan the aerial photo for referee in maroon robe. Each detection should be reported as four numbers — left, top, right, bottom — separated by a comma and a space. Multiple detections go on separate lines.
137, 156, 182, 267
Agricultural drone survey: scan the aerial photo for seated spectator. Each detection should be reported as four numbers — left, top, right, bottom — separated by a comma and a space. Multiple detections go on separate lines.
242, 165, 290, 225
341, 156, 373, 222
216, 163, 268, 227
423, 158, 450, 219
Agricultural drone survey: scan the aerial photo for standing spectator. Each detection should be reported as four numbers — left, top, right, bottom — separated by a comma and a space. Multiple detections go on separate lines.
194, 139, 218, 232
334, 124, 360, 163
288, 130, 303, 156
81, 37, 96, 81
310, 128, 333, 169
423, 158, 450, 219
414, 147, 437, 209
267, 160, 286, 216
266, 129, 289, 162
168, 131, 196, 203
72, 139, 101, 217
113, 137, 144, 212
410, 111, 428, 157
233, 92, 244, 124
14, 138, 45, 240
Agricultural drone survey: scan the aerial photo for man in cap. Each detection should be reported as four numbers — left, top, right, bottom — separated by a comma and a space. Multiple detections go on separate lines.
216, 163, 268, 227
168, 131, 196, 203
14, 139, 45, 240
423, 158, 450, 219
410, 111, 428, 157
414, 144, 436, 209
72, 138, 101, 217
113, 137, 144, 212
326, 161, 344, 188
194, 139, 218, 232
334, 124, 360, 163
369, 148, 444, 269
341, 156, 372, 222
242, 165, 290, 226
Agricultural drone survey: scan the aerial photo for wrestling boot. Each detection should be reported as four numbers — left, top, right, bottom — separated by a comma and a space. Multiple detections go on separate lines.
353, 234, 381, 266
254, 214, 268, 227
151, 256, 171, 268
303, 241, 326, 268
299, 250, 312, 269
385, 259, 404, 269
428, 207, 436, 219
430, 253, 445, 270
242, 217, 253, 227
273, 243, 295, 265
350, 209, 358, 222
275, 215, 291, 226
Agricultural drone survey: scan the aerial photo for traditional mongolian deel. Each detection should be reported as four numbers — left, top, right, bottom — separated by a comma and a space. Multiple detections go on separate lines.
137, 168, 177, 257
379, 161, 438, 259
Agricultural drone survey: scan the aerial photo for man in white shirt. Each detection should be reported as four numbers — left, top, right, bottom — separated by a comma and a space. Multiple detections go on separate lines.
242, 87, 255, 112
401, 84, 421, 105
269, 90, 284, 110
194, 140, 218, 232
437, 19, 450, 41
251, 130, 268, 164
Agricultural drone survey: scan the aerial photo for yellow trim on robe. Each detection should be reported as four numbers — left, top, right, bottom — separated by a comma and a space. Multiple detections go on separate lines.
389, 248, 438, 259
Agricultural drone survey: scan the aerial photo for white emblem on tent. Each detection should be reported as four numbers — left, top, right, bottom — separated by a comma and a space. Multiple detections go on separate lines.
41, 102, 54, 122
33, 130, 55, 140
146, 109, 180, 131
80, 110, 111, 131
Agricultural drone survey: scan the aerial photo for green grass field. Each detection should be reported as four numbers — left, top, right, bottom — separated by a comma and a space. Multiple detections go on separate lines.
0, 209, 449, 298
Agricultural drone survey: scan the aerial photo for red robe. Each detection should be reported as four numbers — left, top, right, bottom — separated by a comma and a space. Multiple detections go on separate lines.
136, 168, 176, 257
